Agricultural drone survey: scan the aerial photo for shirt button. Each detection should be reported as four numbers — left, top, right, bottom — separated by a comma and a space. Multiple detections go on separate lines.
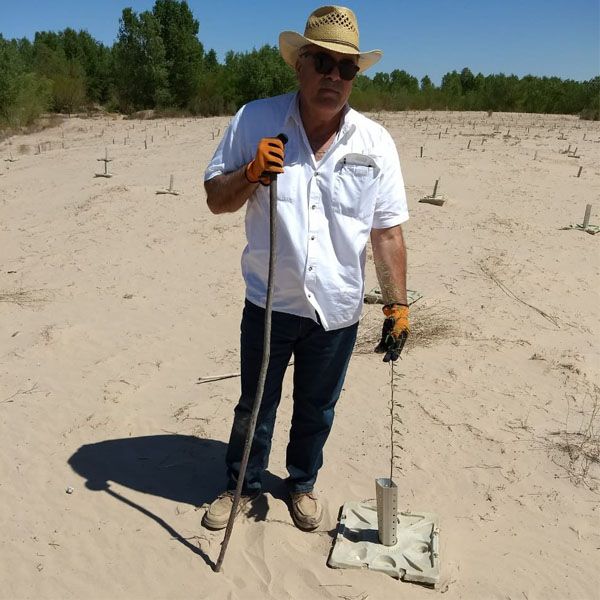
308, 266, 313, 271
310, 236, 315, 241
311, 205, 316, 210
307, 293, 312, 298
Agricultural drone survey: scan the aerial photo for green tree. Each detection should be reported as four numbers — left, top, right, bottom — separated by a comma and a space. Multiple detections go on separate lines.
3, 2, 600, 124
353, 73, 373, 92
459, 67, 475, 93
390, 69, 418, 94
580, 76, 600, 119
16, 37, 35, 69
52, 59, 87, 114
204, 48, 219, 72
519, 74, 544, 113
189, 49, 232, 115
152, 0, 204, 107
59, 29, 111, 103
441, 70, 462, 108
420, 75, 434, 92
0, 36, 51, 127
224, 45, 296, 108
113, 7, 171, 111
33, 32, 68, 80
372, 72, 391, 91
480, 73, 520, 111
0, 36, 25, 118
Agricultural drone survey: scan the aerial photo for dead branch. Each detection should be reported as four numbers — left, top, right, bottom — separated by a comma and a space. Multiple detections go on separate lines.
2, 383, 40, 403
478, 262, 560, 327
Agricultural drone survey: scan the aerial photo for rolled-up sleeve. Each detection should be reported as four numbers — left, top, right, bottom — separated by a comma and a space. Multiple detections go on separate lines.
372, 131, 409, 229
204, 107, 247, 182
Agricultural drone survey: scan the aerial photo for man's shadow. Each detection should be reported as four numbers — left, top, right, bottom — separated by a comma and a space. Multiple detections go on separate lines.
68, 434, 287, 568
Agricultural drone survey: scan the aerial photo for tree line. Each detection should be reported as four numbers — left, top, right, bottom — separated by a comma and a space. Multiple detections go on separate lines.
1, 0, 598, 130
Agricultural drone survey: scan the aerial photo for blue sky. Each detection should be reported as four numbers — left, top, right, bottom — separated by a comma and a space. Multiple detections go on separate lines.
1, 0, 598, 84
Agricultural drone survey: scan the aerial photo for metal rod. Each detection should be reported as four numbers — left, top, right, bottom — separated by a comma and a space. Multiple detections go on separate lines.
390, 361, 394, 481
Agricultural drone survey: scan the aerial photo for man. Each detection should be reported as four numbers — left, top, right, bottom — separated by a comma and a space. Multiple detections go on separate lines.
203, 5, 409, 532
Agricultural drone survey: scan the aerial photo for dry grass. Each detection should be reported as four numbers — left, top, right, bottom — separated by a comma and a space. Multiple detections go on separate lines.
354, 302, 457, 355
22, 114, 66, 135
478, 260, 560, 327
0, 114, 66, 143
550, 390, 600, 491
1, 383, 40, 404
0, 288, 50, 308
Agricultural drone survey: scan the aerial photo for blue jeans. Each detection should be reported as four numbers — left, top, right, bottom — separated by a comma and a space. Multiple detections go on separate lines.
225, 300, 358, 494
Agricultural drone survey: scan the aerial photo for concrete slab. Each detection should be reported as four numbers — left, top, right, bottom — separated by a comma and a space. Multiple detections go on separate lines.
328, 501, 440, 586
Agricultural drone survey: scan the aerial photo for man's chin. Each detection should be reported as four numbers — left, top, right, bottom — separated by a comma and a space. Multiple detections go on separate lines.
314, 89, 344, 108
318, 87, 342, 98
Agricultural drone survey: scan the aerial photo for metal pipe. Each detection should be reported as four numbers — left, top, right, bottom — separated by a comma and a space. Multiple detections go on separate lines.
376, 477, 398, 546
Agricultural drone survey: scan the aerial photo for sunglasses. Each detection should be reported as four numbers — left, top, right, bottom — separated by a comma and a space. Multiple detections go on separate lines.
301, 51, 360, 81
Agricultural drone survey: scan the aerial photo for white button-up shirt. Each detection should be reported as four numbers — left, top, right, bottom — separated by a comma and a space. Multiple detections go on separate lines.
205, 92, 409, 330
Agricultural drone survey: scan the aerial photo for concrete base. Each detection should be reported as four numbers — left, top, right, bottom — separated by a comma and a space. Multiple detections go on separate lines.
363, 288, 423, 305
419, 196, 446, 206
328, 501, 440, 586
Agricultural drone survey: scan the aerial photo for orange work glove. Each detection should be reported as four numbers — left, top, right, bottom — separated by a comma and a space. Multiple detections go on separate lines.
374, 303, 410, 362
245, 137, 285, 186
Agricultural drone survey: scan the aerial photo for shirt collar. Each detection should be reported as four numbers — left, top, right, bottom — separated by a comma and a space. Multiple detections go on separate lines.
285, 91, 356, 138
284, 92, 302, 129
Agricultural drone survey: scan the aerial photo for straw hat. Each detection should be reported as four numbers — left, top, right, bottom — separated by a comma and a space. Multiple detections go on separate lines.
279, 5, 382, 73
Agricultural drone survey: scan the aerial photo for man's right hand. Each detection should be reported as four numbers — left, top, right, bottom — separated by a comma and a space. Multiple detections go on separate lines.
374, 303, 410, 362
245, 138, 285, 186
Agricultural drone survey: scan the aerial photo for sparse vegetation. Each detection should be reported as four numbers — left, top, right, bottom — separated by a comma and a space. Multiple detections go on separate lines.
551, 391, 600, 491
0, 0, 598, 132
354, 302, 456, 355
0, 288, 50, 307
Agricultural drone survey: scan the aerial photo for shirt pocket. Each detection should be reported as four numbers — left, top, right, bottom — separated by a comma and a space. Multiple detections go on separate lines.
332, 153, 380, 221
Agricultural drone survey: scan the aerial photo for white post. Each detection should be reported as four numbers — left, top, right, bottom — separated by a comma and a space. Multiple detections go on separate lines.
583, 204, 592, 228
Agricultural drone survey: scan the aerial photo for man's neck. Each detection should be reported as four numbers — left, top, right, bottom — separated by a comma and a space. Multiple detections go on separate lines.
298, 98, 345, 143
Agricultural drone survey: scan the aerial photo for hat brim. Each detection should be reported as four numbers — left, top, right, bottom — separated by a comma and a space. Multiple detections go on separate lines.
279, 31, 382, 73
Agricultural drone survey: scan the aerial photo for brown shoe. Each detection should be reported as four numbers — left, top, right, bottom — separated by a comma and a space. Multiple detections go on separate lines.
202, 491, 260, 530
290, 491, 323, 531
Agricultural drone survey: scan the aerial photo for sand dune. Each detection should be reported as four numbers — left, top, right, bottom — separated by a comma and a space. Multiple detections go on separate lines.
1, 109, 599, 599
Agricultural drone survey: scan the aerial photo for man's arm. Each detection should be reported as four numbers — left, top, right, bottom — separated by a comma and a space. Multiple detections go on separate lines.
204, 166, 259, 215
205, 136, 285, 215
370, 224, 408, 305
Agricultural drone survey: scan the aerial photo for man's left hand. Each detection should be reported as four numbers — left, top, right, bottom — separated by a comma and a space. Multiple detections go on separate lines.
374, 303, 409, 362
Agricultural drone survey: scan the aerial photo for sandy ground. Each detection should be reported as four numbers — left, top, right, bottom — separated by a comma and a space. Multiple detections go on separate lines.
1, 108, 599, 600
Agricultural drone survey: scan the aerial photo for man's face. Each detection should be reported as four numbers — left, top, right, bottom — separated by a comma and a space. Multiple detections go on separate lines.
295, 45, 358, 118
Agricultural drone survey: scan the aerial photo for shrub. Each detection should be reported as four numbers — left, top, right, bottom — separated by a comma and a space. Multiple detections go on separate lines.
52, 71, 86, 114
0, 72, 52, 129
